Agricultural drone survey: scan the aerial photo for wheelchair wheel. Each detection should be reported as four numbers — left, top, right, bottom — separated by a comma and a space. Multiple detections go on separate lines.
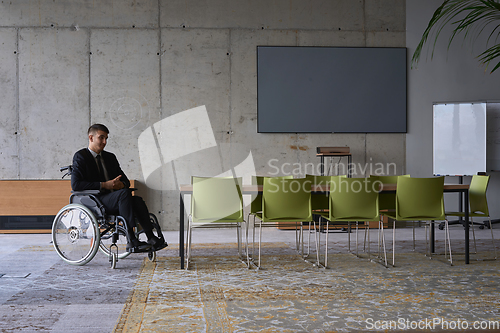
99, 224, 131, 260
52, 204, 100, 266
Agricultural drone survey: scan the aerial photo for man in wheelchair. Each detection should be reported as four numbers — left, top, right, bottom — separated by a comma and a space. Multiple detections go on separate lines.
71, 123, 167, 253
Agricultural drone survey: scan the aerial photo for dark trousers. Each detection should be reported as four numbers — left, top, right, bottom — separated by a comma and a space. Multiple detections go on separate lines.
98, 189, 154, 241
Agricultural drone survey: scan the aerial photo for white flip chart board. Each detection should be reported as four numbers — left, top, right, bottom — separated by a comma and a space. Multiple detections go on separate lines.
433, 102, 486, 176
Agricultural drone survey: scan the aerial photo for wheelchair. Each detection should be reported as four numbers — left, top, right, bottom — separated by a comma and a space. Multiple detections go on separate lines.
52, 166, 163, 269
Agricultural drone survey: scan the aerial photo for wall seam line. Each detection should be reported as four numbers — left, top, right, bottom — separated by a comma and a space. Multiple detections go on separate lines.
16, 28, 20, 179
157, 0, 165, 221
88, 28, 92, 126
228, 28, 233, 171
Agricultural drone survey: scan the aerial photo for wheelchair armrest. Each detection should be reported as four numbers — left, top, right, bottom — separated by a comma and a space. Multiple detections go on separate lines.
71, 190, 101, 195
69, 191, 106, 218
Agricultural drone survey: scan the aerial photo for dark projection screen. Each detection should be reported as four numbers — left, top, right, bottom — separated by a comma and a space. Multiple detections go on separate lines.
257, 46, 407, 133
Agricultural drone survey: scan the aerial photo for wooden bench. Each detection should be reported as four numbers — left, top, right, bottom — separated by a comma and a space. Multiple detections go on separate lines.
0, 179, 137, 233
0, 180, 72, 233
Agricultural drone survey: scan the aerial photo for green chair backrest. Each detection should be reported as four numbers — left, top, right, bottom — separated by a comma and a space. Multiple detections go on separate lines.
395, 176, 445, 220
250, 175, 293, 214
469, 175, 489, 216
328, 176, 380, 221
262, 177, 312, 222
370, 174, 410, 211
305, 174, 334, 211
191, 176, 244, 222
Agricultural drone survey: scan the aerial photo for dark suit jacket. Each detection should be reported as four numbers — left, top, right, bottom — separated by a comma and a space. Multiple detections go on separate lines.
71, 148, 130, 192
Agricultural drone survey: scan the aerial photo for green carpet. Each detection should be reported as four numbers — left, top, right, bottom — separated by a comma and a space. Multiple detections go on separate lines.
114, 243, 500, 332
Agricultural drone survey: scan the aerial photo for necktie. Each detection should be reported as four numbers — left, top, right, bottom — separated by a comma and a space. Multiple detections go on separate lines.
96, 155, 106, 182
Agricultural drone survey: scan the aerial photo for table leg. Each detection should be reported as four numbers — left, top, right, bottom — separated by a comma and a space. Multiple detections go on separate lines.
180, 193, 185, 269
348, 155, 352, 178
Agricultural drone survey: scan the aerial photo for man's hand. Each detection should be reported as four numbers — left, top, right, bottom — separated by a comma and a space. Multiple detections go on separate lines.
102, 175, 125, 190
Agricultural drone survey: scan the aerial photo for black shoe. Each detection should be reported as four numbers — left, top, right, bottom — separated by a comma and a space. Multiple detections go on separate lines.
126, 239, 151, 253
148, 236, 168, 251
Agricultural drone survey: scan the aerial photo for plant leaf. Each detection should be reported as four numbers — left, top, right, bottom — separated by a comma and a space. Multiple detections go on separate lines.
411, 0, 500, 74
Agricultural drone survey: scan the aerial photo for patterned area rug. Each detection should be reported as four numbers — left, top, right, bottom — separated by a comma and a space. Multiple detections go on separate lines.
114, 243, 500, 332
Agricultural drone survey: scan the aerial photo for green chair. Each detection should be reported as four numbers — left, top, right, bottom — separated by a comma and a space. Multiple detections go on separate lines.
187, 176, 246, 269
248, 175, 293, 221
369, 175, 410, 260
248, 175, 293, 260
305, 174, 332, 213
370, 175, 410, 212
305, 174, 332, 262
255, 177, 313, 269
305, 174, 350, 266
319, 176, 385, 268
446, 175, 496, 260
383, 176, 451, 265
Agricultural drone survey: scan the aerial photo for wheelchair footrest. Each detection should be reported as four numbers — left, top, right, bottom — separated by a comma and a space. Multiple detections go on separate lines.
126, 244, 152, 253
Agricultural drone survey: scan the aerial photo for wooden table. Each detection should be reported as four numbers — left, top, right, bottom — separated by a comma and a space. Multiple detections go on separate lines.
178, 183, 470, 269
316, 152, 352, 177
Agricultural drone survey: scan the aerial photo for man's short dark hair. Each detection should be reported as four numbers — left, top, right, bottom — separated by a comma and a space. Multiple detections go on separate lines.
88, 124, 109, 135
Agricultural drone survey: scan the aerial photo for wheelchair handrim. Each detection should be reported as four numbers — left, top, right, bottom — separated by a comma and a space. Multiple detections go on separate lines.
52, 204, 101, 266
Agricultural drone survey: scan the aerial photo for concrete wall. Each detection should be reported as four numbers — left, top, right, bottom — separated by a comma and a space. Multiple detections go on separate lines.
407, 0, 500, 216
0, 0, 406, 230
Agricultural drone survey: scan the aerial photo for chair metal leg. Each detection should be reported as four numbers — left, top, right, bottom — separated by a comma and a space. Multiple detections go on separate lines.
252, 215, 257, 260
293, 223, 304, 257
300, 224, 304, 256
304, 218, 325, 268
324, 220, 329, 268
471, 217, 477, 254
245, 220, 251, 268
258, 220, 263, 270
363, 223, 368, 252
445, 219, 453, 265
307, 219, 313, 256
425, 223, 429, 257
236, 223, 242, 258
186, 215, 193, 270
355, 221, 359, 257
366, 222, 370, 258
379, 217, 388, 267
314, 220, 321, 267
412, 221, 416, 251
294, 224, 302, 254
347, 221, 351, 253
376, 222, 380, 258
488, 218, 497, 259
246, 213, 254, 262
442, 220, 449, 264
391, 219, 396, 266
306, 221, 310, 256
